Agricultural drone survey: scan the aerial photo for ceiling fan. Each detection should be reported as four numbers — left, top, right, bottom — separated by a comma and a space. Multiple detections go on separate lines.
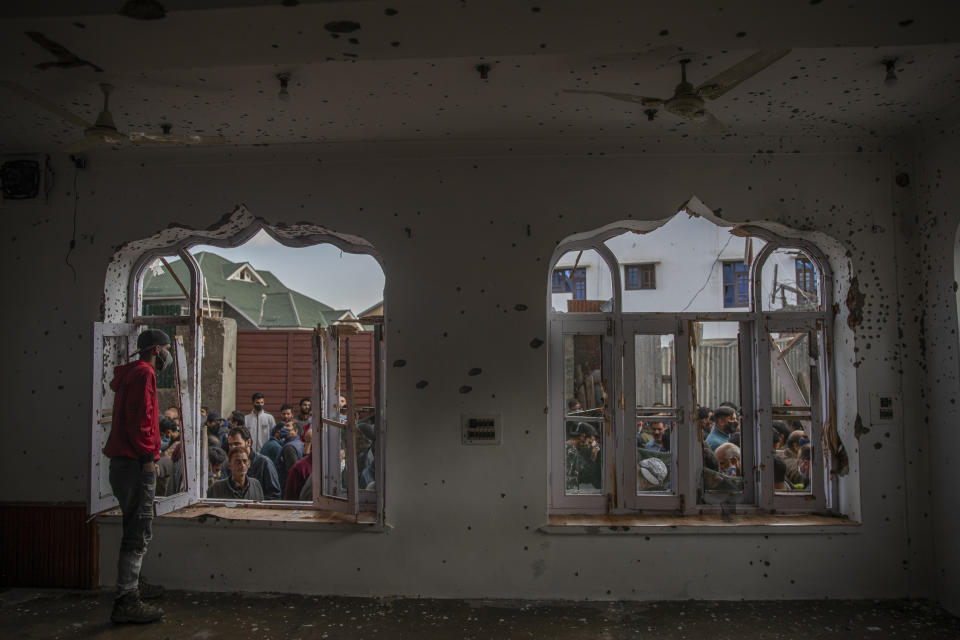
564, 49, 791, 129
1, 81, 226, 151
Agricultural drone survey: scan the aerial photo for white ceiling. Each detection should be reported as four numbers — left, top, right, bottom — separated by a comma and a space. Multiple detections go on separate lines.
0, 0, 958, 152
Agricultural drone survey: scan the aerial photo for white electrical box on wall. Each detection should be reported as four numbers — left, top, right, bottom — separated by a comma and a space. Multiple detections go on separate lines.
869, 392, 899, 424
461, 414, 502, 445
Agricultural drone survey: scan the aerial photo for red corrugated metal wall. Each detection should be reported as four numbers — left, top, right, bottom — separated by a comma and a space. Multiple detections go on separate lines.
235, 330, 374, 415
339, 332, 375, 410
0, 503, 98, 588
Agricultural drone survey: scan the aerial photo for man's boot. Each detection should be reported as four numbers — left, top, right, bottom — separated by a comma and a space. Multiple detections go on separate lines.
138, 577, 165, 600
110, 592, 163, 624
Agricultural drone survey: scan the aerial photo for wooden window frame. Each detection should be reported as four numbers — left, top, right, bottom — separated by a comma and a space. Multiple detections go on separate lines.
722, 260, 750, 308
547, 229, 837, 518
624, 263, 656, 291
95, 232, 386, 527
552, 267, 587, 299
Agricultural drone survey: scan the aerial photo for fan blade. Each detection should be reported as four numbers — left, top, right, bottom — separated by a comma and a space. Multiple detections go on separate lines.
63, 138, 105, 153
696, 49, 791, 100
128, 132, 227, 145
0, 80, 91, 128
694, 110, 727, 133
563, 89, 664, 107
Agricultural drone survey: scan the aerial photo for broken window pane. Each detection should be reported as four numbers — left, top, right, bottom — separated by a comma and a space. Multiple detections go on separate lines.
761, 248, 821, 311
769, 331, 813, 494
563, 334, 604, 494
551, 250, 612, 313
692, 321, 745, 497
634, 334, 676, 495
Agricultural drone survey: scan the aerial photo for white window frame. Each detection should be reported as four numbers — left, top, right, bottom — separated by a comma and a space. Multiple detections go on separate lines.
547, 225, 837, 516
93, 230, 387, 525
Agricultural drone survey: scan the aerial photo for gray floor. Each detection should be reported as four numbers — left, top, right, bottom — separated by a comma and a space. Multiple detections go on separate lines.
1, 588, 958, 639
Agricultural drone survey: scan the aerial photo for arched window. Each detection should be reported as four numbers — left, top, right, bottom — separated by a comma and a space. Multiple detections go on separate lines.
91, 207, 385, 522
548, 210, 834, 515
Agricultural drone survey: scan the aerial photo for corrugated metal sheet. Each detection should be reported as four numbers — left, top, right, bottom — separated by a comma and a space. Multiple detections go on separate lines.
236, 330, 374, 414
649, 335, 811, 410
0, 503, 98, 588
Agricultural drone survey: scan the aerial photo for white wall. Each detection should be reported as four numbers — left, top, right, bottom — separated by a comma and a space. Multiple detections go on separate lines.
913, 128, 960, 614
0, 138, 939, 601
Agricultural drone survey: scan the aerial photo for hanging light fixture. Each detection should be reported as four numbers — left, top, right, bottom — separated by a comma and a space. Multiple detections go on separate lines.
277, 72, 291, 102
883, 58, 898, 87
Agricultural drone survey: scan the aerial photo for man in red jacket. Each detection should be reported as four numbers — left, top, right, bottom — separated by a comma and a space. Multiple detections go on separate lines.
103, 328, 172, 624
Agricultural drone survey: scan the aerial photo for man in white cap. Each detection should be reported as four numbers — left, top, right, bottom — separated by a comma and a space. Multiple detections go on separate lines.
638, 457, 668, 491
103, 328, 171, 624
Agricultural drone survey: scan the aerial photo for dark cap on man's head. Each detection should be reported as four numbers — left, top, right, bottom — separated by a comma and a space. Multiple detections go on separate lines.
137, 329, 171, 352
574, 422, 597, 438
205, 412, 222, 423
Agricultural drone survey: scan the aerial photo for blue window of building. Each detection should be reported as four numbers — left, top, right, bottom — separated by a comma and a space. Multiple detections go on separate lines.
722, 261, 749, 308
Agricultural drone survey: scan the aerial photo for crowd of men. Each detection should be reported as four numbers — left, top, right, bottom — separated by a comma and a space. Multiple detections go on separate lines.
565, 398, 814, 494
157, 392, 377, 502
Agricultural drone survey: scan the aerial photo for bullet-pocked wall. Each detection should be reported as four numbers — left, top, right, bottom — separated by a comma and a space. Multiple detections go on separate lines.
914, 128, 960, 614
0, 138, 940, 601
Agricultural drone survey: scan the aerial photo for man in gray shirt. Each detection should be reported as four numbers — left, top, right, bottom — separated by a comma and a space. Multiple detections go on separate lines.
208, 448, 264, 500
244, 392, 275, 454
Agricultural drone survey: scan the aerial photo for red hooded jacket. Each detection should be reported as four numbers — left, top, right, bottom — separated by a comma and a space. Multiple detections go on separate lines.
103, 360, 161, 462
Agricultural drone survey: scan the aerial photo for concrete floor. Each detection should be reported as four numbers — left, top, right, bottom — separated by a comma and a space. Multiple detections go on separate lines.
1, 588, 958, 639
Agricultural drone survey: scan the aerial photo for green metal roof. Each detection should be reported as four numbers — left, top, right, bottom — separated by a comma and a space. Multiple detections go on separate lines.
142, 252, 335, 329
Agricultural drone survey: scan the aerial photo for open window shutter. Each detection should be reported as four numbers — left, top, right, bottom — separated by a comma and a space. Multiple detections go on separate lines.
90, 322, 138, 515
311, 327, 354, 513
374, 323, 386, 523
155, 336, 201, 515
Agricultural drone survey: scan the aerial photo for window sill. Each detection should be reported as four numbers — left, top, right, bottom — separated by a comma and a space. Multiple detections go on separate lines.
540, 513, 860, 535
99, 504, 385, 532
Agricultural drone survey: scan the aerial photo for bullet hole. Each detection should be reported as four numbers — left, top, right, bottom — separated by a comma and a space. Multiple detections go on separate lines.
659, 29, 669, 36
539, 43, 547, 48
530, 338, 544, 348
404, 227, 412, 238
468, 367, 482, 376
898, 19, 914, 27
874, 442, 883, 450
57, 385, 64, 390
736, 31, 746, 38
73, 22, 86, 28
443, 332, 448, 338
514, 303, 528, 311
526, 224, 532, 236
325, 20, 361, 33
500, 493, 506, 498
384, 8, 398, 16
846, 277, 864, 329
390, 41, 400, 47
393, 359, 406, 367
416, 380, 429, 389
532, 6, 541, 12
271, 43, 279, 48
895, 172, 910, 187
348, 38, 359, 44
809, 0, 821, 4
459, 385, 473, 394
